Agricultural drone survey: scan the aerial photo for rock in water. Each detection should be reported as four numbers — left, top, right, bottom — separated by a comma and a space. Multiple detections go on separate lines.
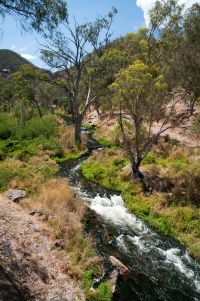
109, 268, 119, 293
7, 189, 26, 202
109, 256, 130, 278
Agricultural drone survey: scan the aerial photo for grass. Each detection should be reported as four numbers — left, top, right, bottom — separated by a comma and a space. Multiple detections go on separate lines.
81, 145, 200, 259
0, 113, 88, 192
0, 112, 111, 300
22, 179, 112, 301
54, 151, 86, 163
93, 124, 119, 148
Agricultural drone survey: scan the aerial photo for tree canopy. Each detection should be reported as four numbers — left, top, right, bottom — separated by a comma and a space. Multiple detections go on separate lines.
0, 0, 67, 32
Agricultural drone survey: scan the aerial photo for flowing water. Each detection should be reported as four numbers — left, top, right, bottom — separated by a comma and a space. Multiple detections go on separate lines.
59, 134, 200, 301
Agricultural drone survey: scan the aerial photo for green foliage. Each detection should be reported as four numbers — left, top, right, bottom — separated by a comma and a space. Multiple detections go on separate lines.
83, 272, 112, 301
142, 153, 156, 165
97, 138, 113, 147
19, 115, 57, 139
0, 164, 16, 190
0, 113, 61, 160
149, 211, 172, 234
54, 151, 85, 163
191, 115, 200, 138
92, 282, 112, 301
0, 113, 18, 139
39, 166, 57, 177
0, 0, 67, 33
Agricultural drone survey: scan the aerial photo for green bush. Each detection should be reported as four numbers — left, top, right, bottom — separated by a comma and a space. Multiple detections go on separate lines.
191, 115, 200, 138
0, 113, 18, 139
30, 136, 63, 156
20, 115, 58, 139
0, 165, 16, 190
89, 282, 112, 301
142, 152, 156, 165
39, 166, 57, 177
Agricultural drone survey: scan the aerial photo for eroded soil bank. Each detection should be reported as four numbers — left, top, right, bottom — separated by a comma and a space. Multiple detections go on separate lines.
0, 194, 84, 301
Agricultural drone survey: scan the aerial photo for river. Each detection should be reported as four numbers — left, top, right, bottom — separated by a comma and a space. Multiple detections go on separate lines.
59, 133, 200, 301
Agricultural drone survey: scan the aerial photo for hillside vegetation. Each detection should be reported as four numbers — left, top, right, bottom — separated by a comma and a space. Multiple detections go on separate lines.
0, 49, 33, 72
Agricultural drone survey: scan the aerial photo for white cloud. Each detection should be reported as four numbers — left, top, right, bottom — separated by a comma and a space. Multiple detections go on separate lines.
19, 47, 26, 52
136, 0, 200, 25
21, 53, 37, 60
11, 45, 16, 50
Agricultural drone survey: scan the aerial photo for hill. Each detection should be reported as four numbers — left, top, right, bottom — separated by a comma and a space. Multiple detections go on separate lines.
0, 49, 35, 73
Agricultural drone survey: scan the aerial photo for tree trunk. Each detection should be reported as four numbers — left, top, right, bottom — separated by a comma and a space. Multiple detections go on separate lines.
131, 161, 148, 192
74, 116, 82, 144
189, 99, 196, 115
132, 162, 144, 180
34, 98, 42, 118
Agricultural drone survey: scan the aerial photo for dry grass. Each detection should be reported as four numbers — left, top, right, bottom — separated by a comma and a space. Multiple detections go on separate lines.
23, 179, 101, 280
59, 126, 87, 152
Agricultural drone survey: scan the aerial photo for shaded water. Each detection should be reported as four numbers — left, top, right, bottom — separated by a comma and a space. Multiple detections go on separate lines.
59, 135, 200, 301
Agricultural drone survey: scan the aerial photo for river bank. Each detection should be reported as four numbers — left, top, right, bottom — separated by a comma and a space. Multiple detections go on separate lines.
0, 116, 200, 300
80, 123, 200, 260
0, 192, 84, 301
59, 136, 200, 301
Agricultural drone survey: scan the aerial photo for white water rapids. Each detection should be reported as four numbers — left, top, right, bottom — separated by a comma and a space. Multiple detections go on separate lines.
86, 194, 200, 295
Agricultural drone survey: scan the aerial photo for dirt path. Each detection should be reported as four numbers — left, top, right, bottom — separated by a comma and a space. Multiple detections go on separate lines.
0, 194, 84, 301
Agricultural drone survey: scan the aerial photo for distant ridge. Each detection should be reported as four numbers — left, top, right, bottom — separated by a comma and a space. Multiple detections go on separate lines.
0, 49, 37, 73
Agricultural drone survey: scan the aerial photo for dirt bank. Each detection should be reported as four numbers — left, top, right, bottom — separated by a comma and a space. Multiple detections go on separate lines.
0, 194, 84, 301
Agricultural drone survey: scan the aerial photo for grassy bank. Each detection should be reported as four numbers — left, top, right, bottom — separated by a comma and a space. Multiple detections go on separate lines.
0, 112, 112, 300
22, 179, 112, 301
81, 140, 200, 259
0, 113, 87, 192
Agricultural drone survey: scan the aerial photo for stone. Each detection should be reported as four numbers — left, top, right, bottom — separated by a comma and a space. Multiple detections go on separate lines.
119, 164, 132, 179
7, 189, 26, 203
54, 239, 66, 249
108, 268, 119, 293
109, 256, 130, 278
30, 210, 44, 217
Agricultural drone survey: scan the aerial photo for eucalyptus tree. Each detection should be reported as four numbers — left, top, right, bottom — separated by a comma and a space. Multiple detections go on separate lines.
110, 61, 173, 181
12, 64, 49, 122
0, 77, 14, 112
110, 0, 184, 185
0, 0, 67, 32
41, 8, 117, 143
180, 4, 200, 114
154, 2, 200, 115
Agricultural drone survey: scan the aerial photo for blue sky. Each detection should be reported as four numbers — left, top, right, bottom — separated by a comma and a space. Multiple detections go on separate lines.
0, 0, 199, 68
0, 0, 145, 68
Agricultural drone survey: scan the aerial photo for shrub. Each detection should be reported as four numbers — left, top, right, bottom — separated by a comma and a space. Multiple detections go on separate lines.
0, 113, 18, 139
142, 152, 156, 165
86, 282, 112, 301
20, 115, 58, 139
191, 114, 200, 140
170, 165, 200, 206
0, 164, 16, 190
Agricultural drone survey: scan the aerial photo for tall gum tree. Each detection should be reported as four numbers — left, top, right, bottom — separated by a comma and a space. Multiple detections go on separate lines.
110, 0, 184, 186
110, 61, 173, 181
12, 64, 49, 122
41, 8, 117, 143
